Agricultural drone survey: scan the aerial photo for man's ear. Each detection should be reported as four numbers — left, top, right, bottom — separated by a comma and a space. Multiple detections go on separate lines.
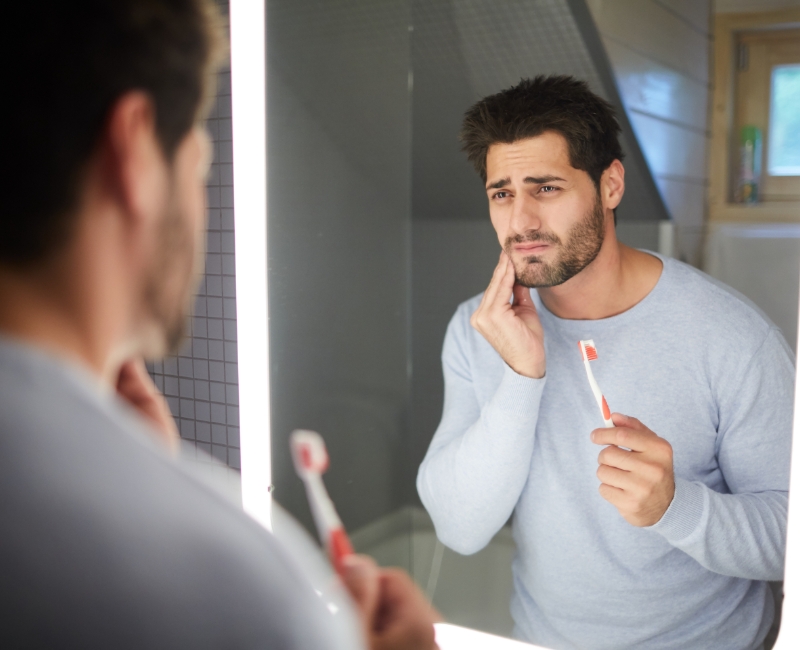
601, 159, 625, 212
103, 91, 168, 229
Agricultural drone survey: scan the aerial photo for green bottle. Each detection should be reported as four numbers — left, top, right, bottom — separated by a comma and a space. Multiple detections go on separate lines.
737, 125, 762, 204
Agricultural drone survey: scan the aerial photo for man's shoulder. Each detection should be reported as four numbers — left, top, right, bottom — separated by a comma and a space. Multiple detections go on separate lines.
459, 291, 485, 313
662, 257, 781, 340
450, 292, 484, 327
443, 292, 489, 349
0, 342, 346, 649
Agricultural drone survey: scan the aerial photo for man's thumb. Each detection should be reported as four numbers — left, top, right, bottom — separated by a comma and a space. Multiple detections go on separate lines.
340, 554, 379, 623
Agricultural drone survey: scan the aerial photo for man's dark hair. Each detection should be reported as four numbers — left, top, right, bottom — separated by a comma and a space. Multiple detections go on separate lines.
2, 0, 227, 266
460, 75, 624, 188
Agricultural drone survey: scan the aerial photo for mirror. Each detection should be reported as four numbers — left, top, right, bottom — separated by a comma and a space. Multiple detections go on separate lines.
251, 0, 798, 647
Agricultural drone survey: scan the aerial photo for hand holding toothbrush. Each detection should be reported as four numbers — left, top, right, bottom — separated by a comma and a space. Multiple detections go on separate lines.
290, 430, 439, 650
592, 413, 675, 527
470, 251, 546, 379
341, 555, 440, 650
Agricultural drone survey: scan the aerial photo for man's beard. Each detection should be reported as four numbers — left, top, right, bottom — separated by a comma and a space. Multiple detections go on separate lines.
142, 188, 202, 357
505, 195, 606, 288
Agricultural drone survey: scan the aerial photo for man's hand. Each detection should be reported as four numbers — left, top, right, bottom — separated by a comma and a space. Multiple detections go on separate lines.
470, 252, 545, 378
341, 554, 439, 650
116, 358, 180, 454
592, 413, 675, 527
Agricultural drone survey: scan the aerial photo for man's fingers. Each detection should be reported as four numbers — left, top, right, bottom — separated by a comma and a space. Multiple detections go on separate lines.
372, 569, 438, 650
486, 252, 511, 296
598, 444, 635, 471
484, 254, 515, 311
475, 252, 507, 313
473, 254, 515, 332
116, 358, 153, 401
116, 357, 179, 452
594, 416, 675, 527
591, 426, 652, 452
512, 282, 534, 307
611, 412, 644, 430
596, 463, 639, 491
598, 481, 626, 506
495, 254, 516, 301
341, 555, 380, 629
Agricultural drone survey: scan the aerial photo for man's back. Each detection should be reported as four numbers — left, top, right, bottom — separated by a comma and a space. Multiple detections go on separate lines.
0, 337, 360, 649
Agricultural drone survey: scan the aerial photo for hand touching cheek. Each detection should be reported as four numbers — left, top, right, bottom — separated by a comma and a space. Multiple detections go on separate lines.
591, 413, 675, 527
116, 358, 180, 453
470, 252, 546, 379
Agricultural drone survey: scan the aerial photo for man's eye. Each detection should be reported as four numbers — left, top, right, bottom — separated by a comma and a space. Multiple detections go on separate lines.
493, 191, 511, 200
540, 185, 559, 193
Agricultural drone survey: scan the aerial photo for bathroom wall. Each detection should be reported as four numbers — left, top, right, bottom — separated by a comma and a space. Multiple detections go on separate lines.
265, 0, 413, 533
586, 0, 713, 266
149, 0, 241, 471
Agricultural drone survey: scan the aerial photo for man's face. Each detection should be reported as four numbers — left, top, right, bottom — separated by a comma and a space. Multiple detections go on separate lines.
485, 132, 608, 288
143, 126, 212, 356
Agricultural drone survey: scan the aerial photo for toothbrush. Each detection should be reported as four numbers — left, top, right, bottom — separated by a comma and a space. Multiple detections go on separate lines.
290, 429, 354, 576
578, 340, 614, 428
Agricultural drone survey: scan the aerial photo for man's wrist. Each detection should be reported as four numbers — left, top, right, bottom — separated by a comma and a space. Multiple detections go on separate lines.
506, 360, 546, 380
645, 478, 706, 544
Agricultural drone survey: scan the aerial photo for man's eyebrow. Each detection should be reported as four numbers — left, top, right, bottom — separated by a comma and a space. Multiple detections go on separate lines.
485, 175, 566, 190
525, 175, 566, 184
486, 177, 511, 190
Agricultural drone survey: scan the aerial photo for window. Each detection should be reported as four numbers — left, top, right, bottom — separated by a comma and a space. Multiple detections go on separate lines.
735, 28, 800, 202
768, 64, 800, 177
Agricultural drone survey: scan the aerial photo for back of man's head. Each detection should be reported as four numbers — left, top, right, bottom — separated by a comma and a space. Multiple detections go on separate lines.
460, 75, 624, 188
2, 0, 226, 267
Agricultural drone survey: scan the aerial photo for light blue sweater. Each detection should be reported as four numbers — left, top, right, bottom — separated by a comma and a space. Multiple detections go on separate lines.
417, 255, 794, 650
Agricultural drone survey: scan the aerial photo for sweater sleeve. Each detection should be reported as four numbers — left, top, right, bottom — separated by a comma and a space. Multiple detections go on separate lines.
648, 327, 794, 581
416, 304, 545, 555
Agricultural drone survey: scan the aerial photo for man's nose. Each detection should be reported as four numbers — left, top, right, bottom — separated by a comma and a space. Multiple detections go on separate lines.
509, 191, 541, 236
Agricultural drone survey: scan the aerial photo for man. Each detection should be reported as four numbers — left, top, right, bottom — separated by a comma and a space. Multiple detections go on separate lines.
0, 1, 436, 648
417, 76, 793, 649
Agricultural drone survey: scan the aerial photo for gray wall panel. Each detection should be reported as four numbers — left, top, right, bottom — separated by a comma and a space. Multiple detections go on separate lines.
654, 0, 711, 34
603, 40, 710, 131
408, 220, 499, 499
266, 0, 412, 533
628, 112, 708, 179
586, 0, 710, 83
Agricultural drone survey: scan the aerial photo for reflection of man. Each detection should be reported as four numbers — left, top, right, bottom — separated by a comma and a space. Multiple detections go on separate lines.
417, 76, 793, 649
0, 2, 436, 648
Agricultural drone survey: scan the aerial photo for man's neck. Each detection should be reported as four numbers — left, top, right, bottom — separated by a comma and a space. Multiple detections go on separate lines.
0, 246, 131, 383
537, 235, 663, 321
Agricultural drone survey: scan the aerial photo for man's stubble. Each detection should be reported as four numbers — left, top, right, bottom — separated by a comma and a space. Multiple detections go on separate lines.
505, 193, 606, 289
142, 182, 205, 358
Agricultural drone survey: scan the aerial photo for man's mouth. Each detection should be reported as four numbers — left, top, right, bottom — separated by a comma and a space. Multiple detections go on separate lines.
513, 242, 552, 255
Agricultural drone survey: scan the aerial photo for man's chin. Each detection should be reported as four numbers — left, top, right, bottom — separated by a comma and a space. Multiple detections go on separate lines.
515, 262, 566, 289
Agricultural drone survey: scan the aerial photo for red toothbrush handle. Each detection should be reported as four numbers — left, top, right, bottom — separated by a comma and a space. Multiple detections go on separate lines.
601, 395, 612, 421
328, 527, 355, 576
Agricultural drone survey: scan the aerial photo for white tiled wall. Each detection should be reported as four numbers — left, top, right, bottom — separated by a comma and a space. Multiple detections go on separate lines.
149, 0, 240, 470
